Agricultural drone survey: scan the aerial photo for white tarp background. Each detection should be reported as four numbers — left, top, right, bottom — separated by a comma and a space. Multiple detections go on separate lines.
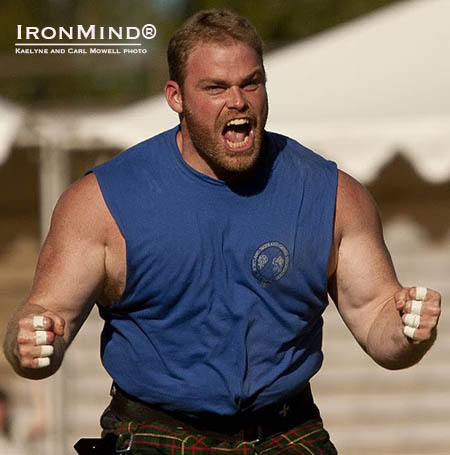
264, 0, 450, 182
0, 97, 25, 165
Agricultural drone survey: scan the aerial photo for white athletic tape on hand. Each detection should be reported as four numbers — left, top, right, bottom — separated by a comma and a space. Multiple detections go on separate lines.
404, 313, 420, 328
40, 345, 54, 357
32, 315, 45, 330
411, 300, 423, 316
35, 331, 48, 346
37, 357, 50, 368
415, 287, 427, 301
403, 326, 416, 340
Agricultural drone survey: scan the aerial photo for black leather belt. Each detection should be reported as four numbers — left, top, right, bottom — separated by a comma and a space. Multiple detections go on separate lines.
108, 383, 320, 442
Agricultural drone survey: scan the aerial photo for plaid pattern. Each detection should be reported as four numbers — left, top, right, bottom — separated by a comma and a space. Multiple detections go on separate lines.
113, 419, 337, 454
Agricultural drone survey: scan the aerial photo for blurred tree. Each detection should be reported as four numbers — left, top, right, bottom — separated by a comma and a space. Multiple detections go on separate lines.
1, 0, 168, 104
0, 0, 406, 105
181, 0, 408, 50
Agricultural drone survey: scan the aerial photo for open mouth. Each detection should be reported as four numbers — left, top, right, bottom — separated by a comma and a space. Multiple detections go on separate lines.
222, 118, 254, 152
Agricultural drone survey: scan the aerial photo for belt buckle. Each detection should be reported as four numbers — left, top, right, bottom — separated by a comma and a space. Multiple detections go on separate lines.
115, 431, 134, 453
243, 424, 263, 444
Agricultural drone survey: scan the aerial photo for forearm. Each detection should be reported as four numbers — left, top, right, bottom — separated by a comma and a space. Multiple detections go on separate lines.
366, 298, 436, 370
3, 303, 67, 380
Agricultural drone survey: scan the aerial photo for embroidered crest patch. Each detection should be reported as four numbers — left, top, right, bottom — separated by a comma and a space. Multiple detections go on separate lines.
252, 241, 290, 285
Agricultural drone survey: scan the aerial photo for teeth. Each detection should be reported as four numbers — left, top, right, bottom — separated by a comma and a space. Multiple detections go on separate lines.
226, 135, 249, 149
227, 118, 249, 126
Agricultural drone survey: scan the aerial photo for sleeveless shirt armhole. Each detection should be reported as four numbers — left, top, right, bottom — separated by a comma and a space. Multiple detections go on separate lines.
323, 161, 339, 296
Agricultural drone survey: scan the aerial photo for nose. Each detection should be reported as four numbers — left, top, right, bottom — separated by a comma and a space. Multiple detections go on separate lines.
226, 86, 247, 111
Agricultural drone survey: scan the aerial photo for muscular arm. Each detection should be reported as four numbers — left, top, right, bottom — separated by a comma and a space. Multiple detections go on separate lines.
328, 171, 440, 369
3, 173, 110, 379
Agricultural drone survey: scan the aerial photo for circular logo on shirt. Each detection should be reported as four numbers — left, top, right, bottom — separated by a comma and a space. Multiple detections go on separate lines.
252, 241, 290, 285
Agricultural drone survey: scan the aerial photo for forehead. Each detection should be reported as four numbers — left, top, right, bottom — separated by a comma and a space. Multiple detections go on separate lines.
184, 41, 263, 83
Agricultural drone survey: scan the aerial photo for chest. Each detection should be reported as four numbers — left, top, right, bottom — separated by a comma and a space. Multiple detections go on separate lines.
115, 182, 331, 311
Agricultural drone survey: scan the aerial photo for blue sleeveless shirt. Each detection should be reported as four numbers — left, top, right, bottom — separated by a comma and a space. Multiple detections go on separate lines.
93, 126, 337, 416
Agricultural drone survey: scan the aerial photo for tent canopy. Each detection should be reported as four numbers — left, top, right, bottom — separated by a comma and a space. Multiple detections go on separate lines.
0, 98, 25, 165
264, 0, 450, 182
13, 0, 450, 183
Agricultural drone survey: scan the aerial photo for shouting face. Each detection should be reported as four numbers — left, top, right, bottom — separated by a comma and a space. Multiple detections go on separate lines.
166, 41, 268, 180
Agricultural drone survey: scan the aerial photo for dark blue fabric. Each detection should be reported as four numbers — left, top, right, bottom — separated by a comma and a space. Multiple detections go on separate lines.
93, 126, 337, 417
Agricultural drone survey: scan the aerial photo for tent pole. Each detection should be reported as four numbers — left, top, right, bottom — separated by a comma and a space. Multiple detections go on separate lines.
39, 143, 70, 455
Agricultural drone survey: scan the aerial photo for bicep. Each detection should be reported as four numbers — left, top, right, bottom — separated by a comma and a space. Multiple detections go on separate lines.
27, 174, 107, 344
328, 171, 401, 349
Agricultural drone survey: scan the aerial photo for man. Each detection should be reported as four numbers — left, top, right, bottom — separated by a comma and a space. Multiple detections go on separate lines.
3, 9, 441, 455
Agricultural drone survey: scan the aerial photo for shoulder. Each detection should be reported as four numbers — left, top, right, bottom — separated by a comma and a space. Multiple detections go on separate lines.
335, 170, 382, 241
94, 126, 178, 173
266, 131, 337, 177
267, 131, 331, 162
328, 170, 387, 280
49, 173, 113, 243
54, 172, 103, 216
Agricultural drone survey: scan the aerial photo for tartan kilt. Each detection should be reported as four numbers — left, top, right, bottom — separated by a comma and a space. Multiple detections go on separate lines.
113, 418, 338, 455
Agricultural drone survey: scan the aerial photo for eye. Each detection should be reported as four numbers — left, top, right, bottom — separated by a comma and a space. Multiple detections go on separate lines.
242, 80, 259, 91
206, 85, 225, 94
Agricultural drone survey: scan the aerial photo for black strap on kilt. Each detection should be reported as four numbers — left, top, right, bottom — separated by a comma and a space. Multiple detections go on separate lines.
108, 382, 321, 443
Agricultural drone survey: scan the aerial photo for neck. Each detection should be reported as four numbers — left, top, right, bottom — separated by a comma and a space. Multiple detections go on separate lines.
176, 129, 218, 179
176, 128, 273, 195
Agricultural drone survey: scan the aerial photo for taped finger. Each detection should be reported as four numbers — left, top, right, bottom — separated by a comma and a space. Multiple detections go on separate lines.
415, 287, 427, 301
404, 314, 420, 328
403, 325, 416, 339
32, 316, 46, 330
411, 300, 423, 316
36, 357, 50, 368
403, 326, 421, 344
40, 345, 54, 357
35, 331, 48, 346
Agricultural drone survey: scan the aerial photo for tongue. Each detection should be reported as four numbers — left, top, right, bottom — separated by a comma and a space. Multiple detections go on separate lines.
224, 129, 246, 143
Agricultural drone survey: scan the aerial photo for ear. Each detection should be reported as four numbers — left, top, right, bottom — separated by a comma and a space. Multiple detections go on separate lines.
165, 80, 183, 114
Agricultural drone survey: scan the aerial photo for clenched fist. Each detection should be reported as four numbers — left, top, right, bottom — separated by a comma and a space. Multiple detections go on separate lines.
16, 311, 65, 369
395, 286, 441, 344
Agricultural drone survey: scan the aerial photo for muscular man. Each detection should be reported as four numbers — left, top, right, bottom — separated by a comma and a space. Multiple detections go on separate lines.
3, 10, 441, 455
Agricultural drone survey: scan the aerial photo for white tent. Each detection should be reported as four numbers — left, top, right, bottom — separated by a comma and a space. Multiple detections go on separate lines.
264, 0, 450, 182
17, 0, 450, 184
0, 97, 25, 165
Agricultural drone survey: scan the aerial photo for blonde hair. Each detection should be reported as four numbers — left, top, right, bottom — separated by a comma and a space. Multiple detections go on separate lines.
167, 9, 265, 86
